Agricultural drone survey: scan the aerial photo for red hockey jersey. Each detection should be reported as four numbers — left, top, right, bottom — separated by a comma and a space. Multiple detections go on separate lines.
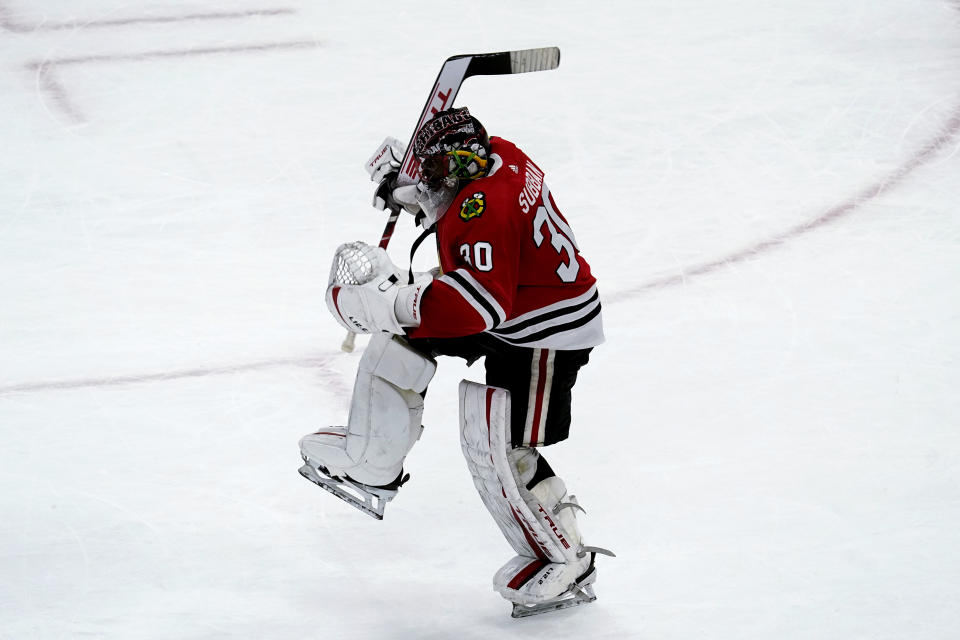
407, 137, 603, 350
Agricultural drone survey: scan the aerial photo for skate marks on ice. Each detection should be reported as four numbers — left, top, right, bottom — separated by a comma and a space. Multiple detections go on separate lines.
1, 1, 318, 123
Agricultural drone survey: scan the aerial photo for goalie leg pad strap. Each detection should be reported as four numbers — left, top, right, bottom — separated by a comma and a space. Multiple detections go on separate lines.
458, 380, 580, 563
300, 334, 436, 487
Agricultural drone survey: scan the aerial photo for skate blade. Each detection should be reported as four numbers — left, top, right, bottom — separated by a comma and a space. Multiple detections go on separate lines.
510, 583, 597, 618
298, 463, 391, 520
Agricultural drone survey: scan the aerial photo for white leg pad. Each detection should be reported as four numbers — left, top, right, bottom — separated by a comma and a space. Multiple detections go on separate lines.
458, 380, 580, 564
300, 334, 436, 487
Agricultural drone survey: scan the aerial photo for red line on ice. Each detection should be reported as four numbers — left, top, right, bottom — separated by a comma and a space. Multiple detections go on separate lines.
0, 4, 293, 33
0, 357, 350, 396
5, 8, 960, 395
40, 40, 322, 68
4, 106, 958, 395
27, 63, 86, 122
28, 40, 321, 123
606, 101, 960, 302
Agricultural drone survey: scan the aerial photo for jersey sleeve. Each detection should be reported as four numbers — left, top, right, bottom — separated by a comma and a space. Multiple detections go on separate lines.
406, 190, 521, 339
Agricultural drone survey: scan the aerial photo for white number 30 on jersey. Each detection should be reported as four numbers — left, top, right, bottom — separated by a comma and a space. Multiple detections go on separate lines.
459, 241, 494, 272
533, 185, 579, 283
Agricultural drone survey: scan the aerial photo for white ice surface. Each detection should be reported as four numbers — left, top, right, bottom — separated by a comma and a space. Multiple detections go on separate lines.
1, 1, 959, 638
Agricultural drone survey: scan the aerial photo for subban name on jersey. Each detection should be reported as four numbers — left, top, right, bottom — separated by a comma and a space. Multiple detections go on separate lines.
518, 161, 545, 214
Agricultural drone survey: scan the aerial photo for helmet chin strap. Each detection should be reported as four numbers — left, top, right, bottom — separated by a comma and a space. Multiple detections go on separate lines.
407, 221, 437, 285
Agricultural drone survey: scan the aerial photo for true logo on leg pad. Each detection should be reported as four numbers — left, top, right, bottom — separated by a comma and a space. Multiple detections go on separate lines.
537, 505, 571, 549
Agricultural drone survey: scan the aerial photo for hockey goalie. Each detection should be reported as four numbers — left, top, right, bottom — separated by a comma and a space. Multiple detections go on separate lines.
299, 107, 613, 617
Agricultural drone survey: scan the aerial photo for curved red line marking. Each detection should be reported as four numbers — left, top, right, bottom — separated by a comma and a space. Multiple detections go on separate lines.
607, 102, 960, 302
5, 29, 959, 395
5, 108, 957, 396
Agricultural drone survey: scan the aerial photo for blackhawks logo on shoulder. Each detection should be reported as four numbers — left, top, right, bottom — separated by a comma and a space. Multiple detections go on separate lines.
459, 192, 486, 221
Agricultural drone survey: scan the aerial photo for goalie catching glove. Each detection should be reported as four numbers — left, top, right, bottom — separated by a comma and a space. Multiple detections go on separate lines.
325, 241, 432, 335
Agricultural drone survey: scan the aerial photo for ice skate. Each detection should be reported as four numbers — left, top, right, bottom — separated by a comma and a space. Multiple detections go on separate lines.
496, 551, 602, 618
298, 455, 406, 520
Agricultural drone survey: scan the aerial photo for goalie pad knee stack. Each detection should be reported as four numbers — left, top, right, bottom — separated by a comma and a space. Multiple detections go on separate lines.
300, 334, 435, 488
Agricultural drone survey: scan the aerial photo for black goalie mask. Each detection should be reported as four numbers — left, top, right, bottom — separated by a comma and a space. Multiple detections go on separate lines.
413, 107, 491, 190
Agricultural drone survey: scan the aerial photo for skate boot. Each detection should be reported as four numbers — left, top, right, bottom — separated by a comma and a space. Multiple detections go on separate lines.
494, 549, 602, 617
299, 428, 410, 520
490, 476, 615, 617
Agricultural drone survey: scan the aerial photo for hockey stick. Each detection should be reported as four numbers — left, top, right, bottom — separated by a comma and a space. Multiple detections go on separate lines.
341, 47, 561, 353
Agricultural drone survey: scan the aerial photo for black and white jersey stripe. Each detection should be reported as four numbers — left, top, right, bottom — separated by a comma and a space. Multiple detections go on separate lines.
437, 268, 507, 330
490, 284, 603, 349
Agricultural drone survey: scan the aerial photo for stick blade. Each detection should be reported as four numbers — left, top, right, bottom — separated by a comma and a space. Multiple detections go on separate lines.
509, 47, 561, 73
463, 46, 561, 78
